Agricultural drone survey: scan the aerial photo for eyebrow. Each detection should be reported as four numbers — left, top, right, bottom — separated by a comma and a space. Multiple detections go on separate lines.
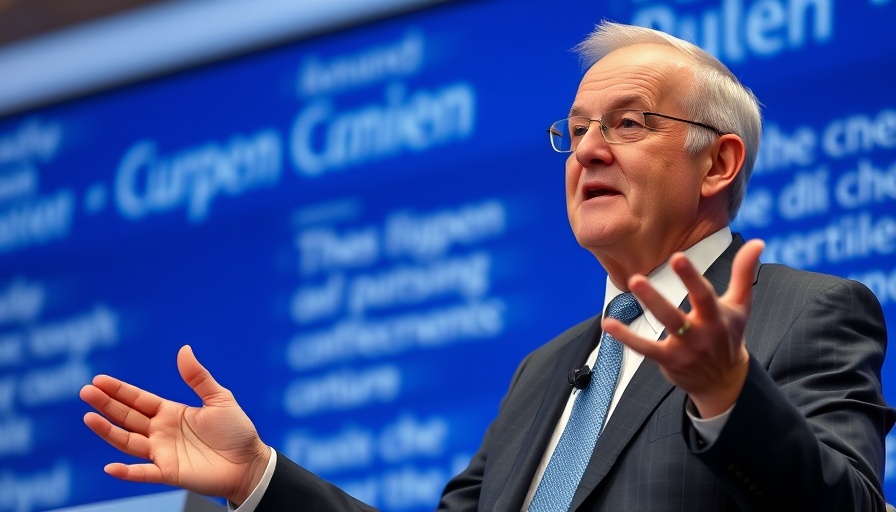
568, 95, 651, 117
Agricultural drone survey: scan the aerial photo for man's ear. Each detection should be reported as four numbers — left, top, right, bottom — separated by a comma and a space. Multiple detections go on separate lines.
701, 134, 746, 199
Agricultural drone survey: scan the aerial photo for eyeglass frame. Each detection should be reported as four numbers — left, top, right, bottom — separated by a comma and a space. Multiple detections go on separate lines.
547, 110, 728, 153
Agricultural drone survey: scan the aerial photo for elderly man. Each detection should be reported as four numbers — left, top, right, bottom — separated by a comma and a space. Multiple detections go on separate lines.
81, 21, 894, 511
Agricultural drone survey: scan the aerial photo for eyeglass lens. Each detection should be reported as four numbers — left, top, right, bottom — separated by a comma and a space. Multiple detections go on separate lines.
549, 110, 651, 151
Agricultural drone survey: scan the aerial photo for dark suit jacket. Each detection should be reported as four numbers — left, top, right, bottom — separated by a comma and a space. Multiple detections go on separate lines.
258, 236, 895, 511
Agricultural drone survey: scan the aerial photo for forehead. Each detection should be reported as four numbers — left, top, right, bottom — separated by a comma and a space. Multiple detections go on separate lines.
570, 44, 692, 115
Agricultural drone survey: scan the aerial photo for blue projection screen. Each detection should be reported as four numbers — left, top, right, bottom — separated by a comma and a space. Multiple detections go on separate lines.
1, 0, 895, 510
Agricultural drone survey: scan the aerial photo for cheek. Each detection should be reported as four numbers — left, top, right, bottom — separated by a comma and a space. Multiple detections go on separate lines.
565, 157, 580, 202
632, 162, 700, 218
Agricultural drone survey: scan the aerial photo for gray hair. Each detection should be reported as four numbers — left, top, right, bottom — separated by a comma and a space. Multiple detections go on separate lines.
574, 21, 762, 220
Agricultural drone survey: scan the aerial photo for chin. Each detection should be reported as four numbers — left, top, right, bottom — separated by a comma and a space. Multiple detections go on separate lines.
573, 215, 641, 252
573, 225, 616, 250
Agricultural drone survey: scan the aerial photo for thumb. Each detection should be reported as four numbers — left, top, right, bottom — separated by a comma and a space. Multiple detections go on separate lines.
177, 345, 232, 406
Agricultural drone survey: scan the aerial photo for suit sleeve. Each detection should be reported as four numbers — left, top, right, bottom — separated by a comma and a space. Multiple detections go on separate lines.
255, 451, 378, 512
686, 276, 895, 511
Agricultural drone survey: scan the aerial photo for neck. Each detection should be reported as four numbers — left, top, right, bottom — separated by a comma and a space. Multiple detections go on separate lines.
595, 219, 728, 291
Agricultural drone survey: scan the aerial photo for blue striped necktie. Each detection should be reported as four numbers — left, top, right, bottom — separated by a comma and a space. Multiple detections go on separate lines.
528, 292, 643, 511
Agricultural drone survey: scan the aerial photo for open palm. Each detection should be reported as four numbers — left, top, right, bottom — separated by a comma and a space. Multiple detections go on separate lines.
80, 346, 270, 505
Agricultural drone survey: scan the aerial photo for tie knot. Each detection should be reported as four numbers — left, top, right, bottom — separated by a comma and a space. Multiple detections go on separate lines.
606, 292, 642, 325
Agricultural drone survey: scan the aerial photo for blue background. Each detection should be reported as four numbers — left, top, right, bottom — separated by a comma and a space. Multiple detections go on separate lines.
1, 0, 895, 510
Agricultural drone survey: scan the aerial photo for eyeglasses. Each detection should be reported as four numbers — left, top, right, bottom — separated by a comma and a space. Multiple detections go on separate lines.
547, 109, 726, 153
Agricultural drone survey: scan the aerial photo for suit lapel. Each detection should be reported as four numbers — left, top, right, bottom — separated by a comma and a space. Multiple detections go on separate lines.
569, 235, 746, 510
492, 317, 604, 511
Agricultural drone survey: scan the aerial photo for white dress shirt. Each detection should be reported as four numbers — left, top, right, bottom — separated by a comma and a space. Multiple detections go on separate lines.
235, 227, 735, 512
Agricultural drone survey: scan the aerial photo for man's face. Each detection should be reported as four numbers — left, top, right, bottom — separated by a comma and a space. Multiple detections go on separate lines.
565, 44, 710, 264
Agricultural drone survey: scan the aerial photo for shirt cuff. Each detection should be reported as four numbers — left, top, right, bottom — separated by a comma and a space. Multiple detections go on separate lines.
229, 447, 278, 512
686, 399, 734, 446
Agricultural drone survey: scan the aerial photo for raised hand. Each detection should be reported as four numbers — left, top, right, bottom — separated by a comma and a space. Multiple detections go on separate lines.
603, 239, 765, 418
79, 345, 271, 505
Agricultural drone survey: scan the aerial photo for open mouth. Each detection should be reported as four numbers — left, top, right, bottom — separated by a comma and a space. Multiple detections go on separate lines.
584, 184, 620, 200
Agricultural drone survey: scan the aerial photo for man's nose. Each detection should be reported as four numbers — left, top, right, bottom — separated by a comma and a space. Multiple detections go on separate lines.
575, 125, 614, 167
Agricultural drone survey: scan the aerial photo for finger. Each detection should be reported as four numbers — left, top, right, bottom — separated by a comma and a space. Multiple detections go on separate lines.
177, 345, 232, 406
669, 253, 720, 321
628, 275, 686, 332
104, 462, 164, 484
90, 374, 166, 419
80, 384, 152, 436
603, 317, 668, 363
724, 239, 765, 307
83, 411, 152, 460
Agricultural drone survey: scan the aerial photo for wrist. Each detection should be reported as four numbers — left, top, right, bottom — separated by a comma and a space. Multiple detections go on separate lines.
227, 441, 272, 506
690, 352, 749, 418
